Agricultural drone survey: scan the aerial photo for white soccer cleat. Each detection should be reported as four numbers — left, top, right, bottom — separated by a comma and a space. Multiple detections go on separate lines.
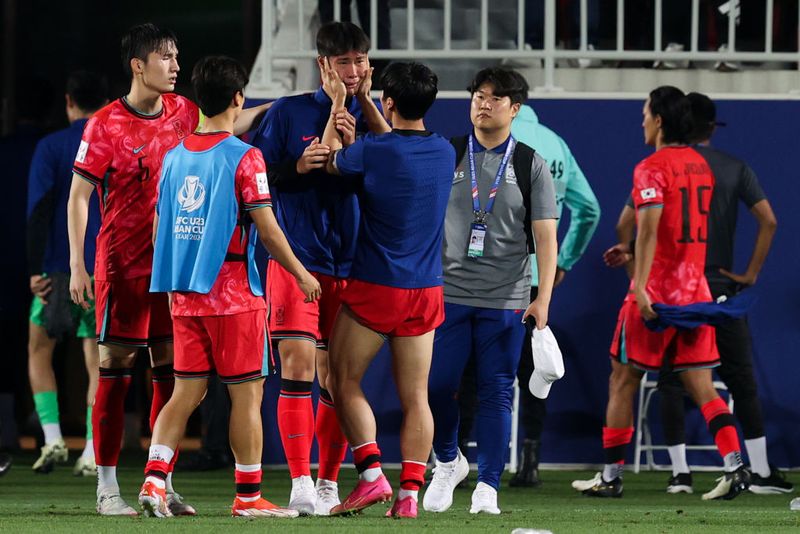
571, 472, 602, 492
423, 449, 469, 513
72, 455, 97, 477
288, 475, 316, 515
790, 497, 800, 511
470, 481, 500, 515
33, 438, 69, 473
314, 479, 340, 516
97, 492, 139, 516
167, 491, 197, 516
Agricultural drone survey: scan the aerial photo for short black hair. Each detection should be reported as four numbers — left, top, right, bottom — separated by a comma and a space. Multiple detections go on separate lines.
191, 56, 249, 118
686, 92, 719, 143
467, 67, 529, 105
379, 62, 438, 120
648, 85, 692, 144
316, 21, 370, 57
66, 71, 108, 112
121, 23, 178, 78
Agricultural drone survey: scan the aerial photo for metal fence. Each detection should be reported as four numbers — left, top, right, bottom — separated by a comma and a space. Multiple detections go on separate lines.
251, 0, 800, 91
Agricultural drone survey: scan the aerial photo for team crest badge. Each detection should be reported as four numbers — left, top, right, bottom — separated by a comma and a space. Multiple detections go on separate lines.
178, 175, 206, 212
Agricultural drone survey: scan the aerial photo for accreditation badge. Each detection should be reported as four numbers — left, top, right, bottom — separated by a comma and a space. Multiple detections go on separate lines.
467, 222, 487, 258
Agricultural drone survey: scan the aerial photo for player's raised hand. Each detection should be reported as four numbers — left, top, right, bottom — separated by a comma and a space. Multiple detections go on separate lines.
321, 57, 347, 109
634, 288, 657, 321
523, 298, 549, 330
356, 65, 374, 99
603, 243, 633, 268
296, 137, 331, 174
334, 110, 357, 146
296, 271, 322, 303
69, 267, 94, 310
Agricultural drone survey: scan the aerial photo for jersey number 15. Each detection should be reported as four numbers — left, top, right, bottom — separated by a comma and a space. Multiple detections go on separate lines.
678, 185, 711, 244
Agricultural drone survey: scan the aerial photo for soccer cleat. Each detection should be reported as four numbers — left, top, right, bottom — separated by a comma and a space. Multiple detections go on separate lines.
470, 481, 500, 514
571, 472, 602, 492
231, 497, 299, 517
139, 481, 172, 518
386, 496, 418, 518
790, 497, 800, 511
97, 492, 139, 516
749, 467, 794, 495
582, 476, 623, 498
0, 453, 11, 477
32, 438, 68, 473
314, 479, 340, 516
667, 473, 693, 494
330, 474, 393, 516
422, 450, 469, 512
72, 455, 97, 477
701, 466, 750, 500
509, 439, 542, 488
167, 491, 197, 516
288, 475, 316, 515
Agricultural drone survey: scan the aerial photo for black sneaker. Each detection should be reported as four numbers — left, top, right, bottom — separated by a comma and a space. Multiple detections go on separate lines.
582, 477, 623, 498
750, 466, 794, 494
702, 466, 750, 500
509, 439, 542, 488
667, 472, 693, 494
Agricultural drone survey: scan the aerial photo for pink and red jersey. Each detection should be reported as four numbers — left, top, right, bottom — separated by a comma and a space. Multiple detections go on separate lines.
169, 132, 272, 317
73, 94, 200, 281
631, 146, 715, 305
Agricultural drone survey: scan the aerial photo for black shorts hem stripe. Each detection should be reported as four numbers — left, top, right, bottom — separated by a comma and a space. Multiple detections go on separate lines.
271, 330, 317, 341
73, 166, 102, 185
610, 354, 721, 373
175, 369, 212, 377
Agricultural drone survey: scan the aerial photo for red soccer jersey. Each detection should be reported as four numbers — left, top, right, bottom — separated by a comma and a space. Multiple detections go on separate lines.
170, 132, 272, 317
73, 94, 200, 281
631, 146, 715, 305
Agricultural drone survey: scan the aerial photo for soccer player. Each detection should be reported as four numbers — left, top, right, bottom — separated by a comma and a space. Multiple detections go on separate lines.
320, 60, 454, 518
140, 55, 320, 519
251, 21, 372, 515
574, 86, 749, 500
425, 67, 558, 515
67, 23, 271, 515
27, 71, 107, 476
606, 93, 789, 496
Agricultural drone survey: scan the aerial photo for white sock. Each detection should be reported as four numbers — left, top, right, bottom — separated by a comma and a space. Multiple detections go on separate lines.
145, 475, 166, 489
42, 423, 62, 445
667, 444, 689, 476
82, 439, 94, 460
602, 463, 623, 482
360, 467, 382, 482
97, 465, 119, 495
165, 472, 175, 493
723, 451, 744, 473
235, 463, 262, 472
398, 489, 418, 501
745, 437, 770, 477
148, 444, 175, 464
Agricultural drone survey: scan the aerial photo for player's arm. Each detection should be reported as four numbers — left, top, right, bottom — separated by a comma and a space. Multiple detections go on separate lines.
250, 207, 321, 302
67, 174, 95, 309
233, 101, 273, 136
526, 218, 558, 329
320, 58, 348, 175
633, 205, 662, 320
603, 202, 636, 277
354, 63, 391, 134
719, 199, 777, 286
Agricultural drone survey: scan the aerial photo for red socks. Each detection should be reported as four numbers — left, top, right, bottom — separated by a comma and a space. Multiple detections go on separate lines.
93, 368, 132, 466
235, 466, 262, 501
277, 379, 314, 478
701, 397, 741, 458
150, 364, 175, 432
352, 441, 382, 474
316, 388, 347, 481
602, 426, 634, 465
400, 461, 426, 490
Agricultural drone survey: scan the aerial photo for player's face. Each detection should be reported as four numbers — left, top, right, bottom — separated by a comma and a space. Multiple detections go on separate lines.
642, 98, 660, 146
141, 42, 180, 94
324, 51, 369, 96
470, 83, 520, 132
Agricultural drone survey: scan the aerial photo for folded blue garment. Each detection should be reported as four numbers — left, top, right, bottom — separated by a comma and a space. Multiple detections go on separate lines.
644, 291, 757, 332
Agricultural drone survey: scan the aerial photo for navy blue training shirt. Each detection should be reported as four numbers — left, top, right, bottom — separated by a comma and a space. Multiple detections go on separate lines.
335, 130, 456, 288
27, 119, 101, 276
252, 88, 367, 278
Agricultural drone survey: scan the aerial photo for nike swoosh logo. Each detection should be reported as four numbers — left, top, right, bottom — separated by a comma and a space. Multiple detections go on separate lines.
301, 136, 316, 142
288, 433, 305, 439
133, 144, 146, 154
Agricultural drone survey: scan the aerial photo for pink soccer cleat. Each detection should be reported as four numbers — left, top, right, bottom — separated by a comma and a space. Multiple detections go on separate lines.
330, 475, 393, 516
385, 496, 417, 518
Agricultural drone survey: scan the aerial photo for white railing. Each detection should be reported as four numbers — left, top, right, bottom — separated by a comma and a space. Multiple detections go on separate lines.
250, 0, 800, 93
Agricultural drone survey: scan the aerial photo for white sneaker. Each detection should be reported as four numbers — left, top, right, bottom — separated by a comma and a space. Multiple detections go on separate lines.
423, 450, 469, 513
790, 497, 800, 511
702, 474, 731, 500
167, 491, 197, 516
289, 475, 316, 515
33, 438, 69, 473
314, 479, 340, 516
73, 455, 97, 477
97, 492, 139, 516
571, 472, 602, 492
714, 44, 740, 72
470, 481, 500, 514
654, 42, 689, 69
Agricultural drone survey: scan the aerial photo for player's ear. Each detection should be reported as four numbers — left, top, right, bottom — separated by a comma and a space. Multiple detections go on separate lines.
510, 101, 521, 118
316, 55, 325, 71
131, 57, 144, 75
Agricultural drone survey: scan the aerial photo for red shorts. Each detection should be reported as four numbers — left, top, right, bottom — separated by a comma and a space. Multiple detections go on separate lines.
610, 295, 719, 371
172, 309, 273, 384
95, 276, 172, 347
340, 279, 444, 337
266, 260, 347, 349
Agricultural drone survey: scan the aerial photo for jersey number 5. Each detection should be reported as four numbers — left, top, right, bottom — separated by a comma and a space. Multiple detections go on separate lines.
678, 185, 711, 244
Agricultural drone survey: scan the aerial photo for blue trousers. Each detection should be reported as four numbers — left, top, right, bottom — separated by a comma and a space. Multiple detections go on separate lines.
429, 302, 527, 489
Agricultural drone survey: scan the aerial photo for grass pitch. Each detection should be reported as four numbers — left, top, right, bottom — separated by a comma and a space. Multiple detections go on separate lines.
0, 452, 797, 533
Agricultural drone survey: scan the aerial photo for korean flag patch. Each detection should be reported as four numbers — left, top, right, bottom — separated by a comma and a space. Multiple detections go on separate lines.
640, 187, 657, 200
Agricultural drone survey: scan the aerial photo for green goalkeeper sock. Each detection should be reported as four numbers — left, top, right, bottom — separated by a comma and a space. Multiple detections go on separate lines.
86, 406, 93, 440
33, 391, 60, 425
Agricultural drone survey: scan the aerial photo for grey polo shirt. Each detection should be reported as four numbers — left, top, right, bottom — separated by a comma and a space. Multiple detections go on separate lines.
442, 136, 558, 310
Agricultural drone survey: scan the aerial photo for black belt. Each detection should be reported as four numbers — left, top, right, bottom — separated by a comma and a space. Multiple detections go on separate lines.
224, 253, 246, 262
